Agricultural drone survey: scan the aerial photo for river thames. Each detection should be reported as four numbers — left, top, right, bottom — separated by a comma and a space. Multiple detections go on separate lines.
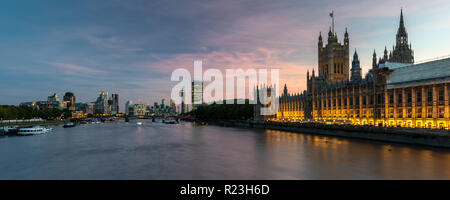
1, 120, 449, 179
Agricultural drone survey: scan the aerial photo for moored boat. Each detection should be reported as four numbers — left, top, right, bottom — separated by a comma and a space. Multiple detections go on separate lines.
136, 121, 143, 125
63, 122, 76, 128
17, 126, 52, 136
164, 119, 178, 124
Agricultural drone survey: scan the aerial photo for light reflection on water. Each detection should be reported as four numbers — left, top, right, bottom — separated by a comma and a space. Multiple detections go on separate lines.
0, 121, 449, 179
264, 129, 450, 179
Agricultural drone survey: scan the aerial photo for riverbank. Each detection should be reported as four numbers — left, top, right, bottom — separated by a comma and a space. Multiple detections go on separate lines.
0, 120, 64, 127
199, 120, 450, 148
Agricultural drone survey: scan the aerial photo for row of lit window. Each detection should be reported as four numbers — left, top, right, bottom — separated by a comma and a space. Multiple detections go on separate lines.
282, 88, 447, 108
388, 87, 446, 105
296, 106, 446, 119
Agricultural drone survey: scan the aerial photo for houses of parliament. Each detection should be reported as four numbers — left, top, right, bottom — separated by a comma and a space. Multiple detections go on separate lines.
262, 10, 449, 129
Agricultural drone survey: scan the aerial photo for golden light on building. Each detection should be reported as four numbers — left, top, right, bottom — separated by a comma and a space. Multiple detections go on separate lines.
257, 10, 449, 130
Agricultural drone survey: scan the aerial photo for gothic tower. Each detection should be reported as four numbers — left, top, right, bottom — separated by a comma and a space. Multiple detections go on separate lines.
350, 50, 362, 82
283, 84, 288, 96
389, 9, 414, 64
318, 26, 350, 83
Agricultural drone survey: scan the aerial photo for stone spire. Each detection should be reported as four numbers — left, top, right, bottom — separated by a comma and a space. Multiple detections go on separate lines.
328, 26, 333, 42
351, 49, 362, 82
344, 27, 349, 46
396, 8, 408, 46
390, 9, 414, 64
383, 46, 388, 61
372, 50, 378, 69
318, 32, 323, 47
353, 50, 359, 61
283, 84, 288, 96
400, 8, 405, 30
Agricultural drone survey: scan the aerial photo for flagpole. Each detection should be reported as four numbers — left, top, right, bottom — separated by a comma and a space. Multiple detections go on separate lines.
332, 10, 334, 34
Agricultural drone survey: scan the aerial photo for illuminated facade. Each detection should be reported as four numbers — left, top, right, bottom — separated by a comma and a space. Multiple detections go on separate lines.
273, 10, 449, 129
21, 92, 68, 110
133, 104, 146, 116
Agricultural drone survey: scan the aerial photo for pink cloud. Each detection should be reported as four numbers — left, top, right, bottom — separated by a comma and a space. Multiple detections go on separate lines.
134, 46, 311, 98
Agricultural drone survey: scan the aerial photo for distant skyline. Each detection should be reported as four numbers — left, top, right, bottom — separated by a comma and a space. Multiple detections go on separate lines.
1, 0, 450, 105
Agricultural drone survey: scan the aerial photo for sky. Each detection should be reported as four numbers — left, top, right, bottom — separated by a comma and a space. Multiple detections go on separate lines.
1, 0, 450, 109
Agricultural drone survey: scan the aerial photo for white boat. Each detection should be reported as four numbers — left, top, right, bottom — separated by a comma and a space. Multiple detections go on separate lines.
164, 119, 177, 124
17, 126, 52, 136
63, 122, 76, 128
136, 122, 143, 125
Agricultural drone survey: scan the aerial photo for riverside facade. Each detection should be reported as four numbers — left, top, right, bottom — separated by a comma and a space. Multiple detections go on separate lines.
257, 10, 449, 130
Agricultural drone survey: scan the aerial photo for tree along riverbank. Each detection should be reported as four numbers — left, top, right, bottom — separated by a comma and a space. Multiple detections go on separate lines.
0, 105, 71, 120
0, 120, 64, 127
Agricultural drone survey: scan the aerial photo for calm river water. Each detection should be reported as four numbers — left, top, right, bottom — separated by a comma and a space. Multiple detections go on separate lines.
1, 120, 449, 179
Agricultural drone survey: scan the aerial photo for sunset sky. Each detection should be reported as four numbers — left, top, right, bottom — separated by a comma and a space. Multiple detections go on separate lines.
1, 0, 450, 108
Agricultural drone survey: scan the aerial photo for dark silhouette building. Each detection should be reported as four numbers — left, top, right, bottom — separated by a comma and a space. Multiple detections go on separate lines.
63, 92, 76, 111
111, 93, 119, 115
